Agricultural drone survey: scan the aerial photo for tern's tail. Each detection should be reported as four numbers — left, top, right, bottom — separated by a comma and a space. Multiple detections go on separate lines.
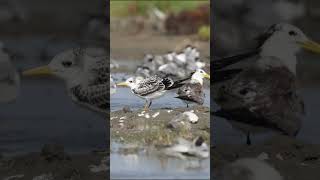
213, 49, 259, 70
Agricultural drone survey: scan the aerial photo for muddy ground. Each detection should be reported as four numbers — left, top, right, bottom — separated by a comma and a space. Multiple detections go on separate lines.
0, 147, 107, 180
111, 106, 210, 146
212, 136, 320, 180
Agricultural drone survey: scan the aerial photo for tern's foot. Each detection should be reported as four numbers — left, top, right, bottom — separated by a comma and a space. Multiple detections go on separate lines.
143, 107, 150, 112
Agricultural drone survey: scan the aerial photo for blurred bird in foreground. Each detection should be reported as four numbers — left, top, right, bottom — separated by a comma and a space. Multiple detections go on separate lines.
213, 23, 320, 145
22, 47, 108, 114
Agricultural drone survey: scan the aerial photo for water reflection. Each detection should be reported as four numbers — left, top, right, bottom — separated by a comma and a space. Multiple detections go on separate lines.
110, 142, 210, 179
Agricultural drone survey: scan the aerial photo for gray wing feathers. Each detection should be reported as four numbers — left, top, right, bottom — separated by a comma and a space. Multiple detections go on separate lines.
215, 65, 303, 135
71, 84, 108, 113
133, 76, 165, 96
177, 83, 204, 104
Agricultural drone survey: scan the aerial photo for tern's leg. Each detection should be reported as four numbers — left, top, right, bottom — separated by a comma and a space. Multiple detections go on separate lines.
246, 132, 251, 146
148, 100, 152, 108
144, 99, 152, 111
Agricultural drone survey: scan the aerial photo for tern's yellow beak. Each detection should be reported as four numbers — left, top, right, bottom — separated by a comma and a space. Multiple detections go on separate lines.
299, 40, 320, 54
117, 82, 129, 87
203, 72, 210, 79
22, 65, 53, 76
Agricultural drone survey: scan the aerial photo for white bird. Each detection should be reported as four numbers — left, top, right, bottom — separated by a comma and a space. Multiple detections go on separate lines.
176, 69, 210, 107
135, 46, 206, 80
22, 47, 108, 114
213, 23, 320, 145
117, 75, 187, 111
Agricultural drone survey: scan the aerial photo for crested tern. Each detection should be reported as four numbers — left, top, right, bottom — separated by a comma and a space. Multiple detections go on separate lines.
22, 47, 108, 114
213, 23, 320, 145
117, 75, 188, 111
175, 69, 210, 107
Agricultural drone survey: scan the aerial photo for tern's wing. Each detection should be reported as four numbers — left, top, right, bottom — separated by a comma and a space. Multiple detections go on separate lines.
132, 76, 165, 96
176, 83, 204, 104
83, 55, 108, 86
213, 49, 260, 71
214, 59, 304, 136
70, 84, 108, 114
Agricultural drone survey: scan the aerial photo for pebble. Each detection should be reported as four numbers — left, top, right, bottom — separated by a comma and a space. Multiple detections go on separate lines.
182, 111, 199, 124
120, 116, 127, 120
110, 116, 118, 120
152, 112, 160, 118
145, 113, 150, 119
122, 106, 132, 113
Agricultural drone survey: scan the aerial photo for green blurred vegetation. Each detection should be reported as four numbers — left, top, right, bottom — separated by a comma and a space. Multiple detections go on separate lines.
198, 25, 210, 41
110, 0, 209, 17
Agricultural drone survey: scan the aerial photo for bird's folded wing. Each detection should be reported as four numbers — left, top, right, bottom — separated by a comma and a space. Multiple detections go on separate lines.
133, 76, 165, 96
70, 84, 108, 114
176, 83, 204, 104
86, 57, 108, 86
213, 49, 260, 70
214, 65, 304, 135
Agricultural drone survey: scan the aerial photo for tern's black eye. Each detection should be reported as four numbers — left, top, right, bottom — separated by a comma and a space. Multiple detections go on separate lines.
62, 61, 72, 67
129, 80, 133, 83
289, 31, 297, 36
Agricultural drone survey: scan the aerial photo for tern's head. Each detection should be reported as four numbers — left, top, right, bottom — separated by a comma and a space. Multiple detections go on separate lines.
117, 77, 139, 89
191, 69, 210, 85
22, 48, 84, 81
260, 23, 320, 55
257, 23, 320, 74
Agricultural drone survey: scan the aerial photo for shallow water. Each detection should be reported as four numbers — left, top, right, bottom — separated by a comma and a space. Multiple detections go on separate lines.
213, 87, 320, 145
0, 78, 107, 155
111, 88, 210, 112
110, 142, 210, 179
